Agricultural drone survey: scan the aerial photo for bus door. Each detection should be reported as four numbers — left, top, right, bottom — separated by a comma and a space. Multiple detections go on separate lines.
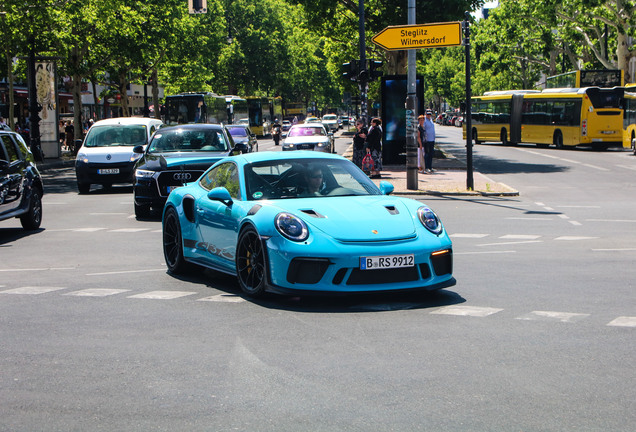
510, 94, 524, 144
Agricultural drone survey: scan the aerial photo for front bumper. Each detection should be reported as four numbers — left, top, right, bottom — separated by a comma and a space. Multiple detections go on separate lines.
75, 161, 136, 185
263, 234, 454, 294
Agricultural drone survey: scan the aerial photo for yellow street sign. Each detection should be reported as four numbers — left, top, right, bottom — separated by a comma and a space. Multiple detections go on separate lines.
372, 22, 462, 51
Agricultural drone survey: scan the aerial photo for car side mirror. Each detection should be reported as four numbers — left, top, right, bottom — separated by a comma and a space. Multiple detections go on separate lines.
379, 181, 394, 195
207, 187, 233, 206
133, 145, 145, 154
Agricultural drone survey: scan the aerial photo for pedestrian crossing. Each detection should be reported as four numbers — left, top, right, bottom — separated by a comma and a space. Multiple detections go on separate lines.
1, 286, 634, 327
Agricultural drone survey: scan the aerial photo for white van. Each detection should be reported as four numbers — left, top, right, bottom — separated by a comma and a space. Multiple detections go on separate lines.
75, 117, 163, 194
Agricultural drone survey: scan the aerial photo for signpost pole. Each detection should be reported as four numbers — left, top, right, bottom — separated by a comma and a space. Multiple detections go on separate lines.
463, 12, 474, 190
405, 0, 418, 190
358, 0, 368, 122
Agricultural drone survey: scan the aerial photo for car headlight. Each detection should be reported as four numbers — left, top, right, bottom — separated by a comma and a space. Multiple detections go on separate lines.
275, 212, 309, 242
130, 152, 143, 163
316, 142, 326, 147
135, 169, 155, 179
417, 206, 443, 235
77, 153, 89, 164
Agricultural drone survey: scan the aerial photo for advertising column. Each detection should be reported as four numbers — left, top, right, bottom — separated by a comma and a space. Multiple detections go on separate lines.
35, 60, 59, 158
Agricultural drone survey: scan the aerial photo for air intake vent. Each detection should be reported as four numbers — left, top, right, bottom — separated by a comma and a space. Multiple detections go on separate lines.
300, 209, 325, 218
385, 205, 399, 215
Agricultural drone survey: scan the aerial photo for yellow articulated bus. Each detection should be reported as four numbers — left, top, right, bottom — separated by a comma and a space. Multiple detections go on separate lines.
464, 87, 624, 150
623, 83, 636, 154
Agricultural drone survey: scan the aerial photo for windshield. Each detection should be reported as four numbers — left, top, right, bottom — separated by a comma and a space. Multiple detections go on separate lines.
244, 158, 380, 200
323, 115, 337, 121
227, 127, 247, 137
83, 125, 147, 148
287, 126, 325, 137
148, 129, 231, 153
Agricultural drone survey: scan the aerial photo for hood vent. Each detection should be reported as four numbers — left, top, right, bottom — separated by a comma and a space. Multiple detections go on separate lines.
385, 205, 399, 215
300, 209, 326, 218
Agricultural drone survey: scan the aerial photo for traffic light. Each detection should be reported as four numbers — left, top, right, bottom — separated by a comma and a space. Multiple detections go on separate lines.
368, 60, 383, 80
189, 0, 207, 14
342, 60, 359, 81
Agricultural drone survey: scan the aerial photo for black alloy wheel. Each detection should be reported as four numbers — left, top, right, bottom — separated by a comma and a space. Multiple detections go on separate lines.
20, 190, 42, 230
236, 226, 268, 297
163, 207, 189, 274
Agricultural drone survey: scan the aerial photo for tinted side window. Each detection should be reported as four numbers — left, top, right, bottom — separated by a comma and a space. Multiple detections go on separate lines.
1, 135, 19, 162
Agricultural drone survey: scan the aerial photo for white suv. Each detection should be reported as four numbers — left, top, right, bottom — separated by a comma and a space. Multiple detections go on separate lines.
75, 117, 163, 194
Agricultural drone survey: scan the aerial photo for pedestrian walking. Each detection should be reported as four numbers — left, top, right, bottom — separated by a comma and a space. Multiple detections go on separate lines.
417, 114, 426, 173
421, 111, 436, 173
365, 117, 383, 178
352, 119, 367, 169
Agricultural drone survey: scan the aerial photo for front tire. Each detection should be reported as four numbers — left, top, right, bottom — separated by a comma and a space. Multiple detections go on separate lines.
77, 182, 90, 194
553, 130, 564, 149
163, 207, 190, 274
472, 129, 481, 145
236, 226, 268, 297
20, 189, 42, 230
500, 129, 508, 146
632, 134, 636, 156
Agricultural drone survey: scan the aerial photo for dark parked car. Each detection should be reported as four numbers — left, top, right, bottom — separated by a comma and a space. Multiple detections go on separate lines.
225, 125, 257, 153
132, 124, 235, 218
0, 130, 43, 230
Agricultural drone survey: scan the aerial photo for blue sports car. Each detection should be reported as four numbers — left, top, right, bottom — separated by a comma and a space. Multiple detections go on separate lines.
162, 151, 455, 297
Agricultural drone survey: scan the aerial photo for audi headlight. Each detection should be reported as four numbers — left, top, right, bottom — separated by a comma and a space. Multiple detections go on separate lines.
418, 206, 443, 235
135, 169, 155, 179
275, 212, 309, 242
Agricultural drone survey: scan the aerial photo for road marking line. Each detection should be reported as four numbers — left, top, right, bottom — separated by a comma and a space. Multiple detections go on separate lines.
74, 227, 108, 232
558, 214, 570, 220
615, 164, 636, 171
128, 291, 197, 300
586, 219, 636, 223
450, 233, 489, 238
505, 217, 553, 221
557, 205, 600, 208
569, 221, 582, 226
454, 251, 516, 255
592, 248, 636, 252
0, 286, 67, 295
64, 289, 131, 297
108, 228, 151, 233
516, 311, 590, 323
86, 268, 165, 276
431, 305, 503, 317
0, 267, 75, 272
499, 235, 541, 240
198, 294, 246, 303
554, 236, 598, 241
89, 213, 129, 216
607, 317, 636, 327
478, 240, 542, 247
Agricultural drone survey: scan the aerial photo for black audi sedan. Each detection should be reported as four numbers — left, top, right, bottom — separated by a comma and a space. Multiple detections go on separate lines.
0, 130, 43, 230
132, 124, 235, 218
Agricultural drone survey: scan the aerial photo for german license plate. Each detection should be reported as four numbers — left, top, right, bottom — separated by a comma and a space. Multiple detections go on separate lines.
98, 168, 119, 174
360, 254, 414, 270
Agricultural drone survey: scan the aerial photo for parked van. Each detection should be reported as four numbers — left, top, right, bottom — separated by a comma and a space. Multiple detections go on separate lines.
75, 117, 163, 194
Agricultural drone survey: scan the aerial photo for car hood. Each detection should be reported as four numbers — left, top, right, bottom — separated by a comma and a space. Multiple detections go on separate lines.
79, 146, 140, 163
280, 197, 417, 241
140, 152, 226, 171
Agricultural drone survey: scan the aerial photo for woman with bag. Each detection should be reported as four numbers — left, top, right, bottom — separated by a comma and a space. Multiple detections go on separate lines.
365, 117, 383, 178
352, 119, 368, 169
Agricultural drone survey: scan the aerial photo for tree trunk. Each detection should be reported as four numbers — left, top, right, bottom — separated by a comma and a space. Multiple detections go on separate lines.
72, 72, 83, 145
5, 50, 15, 130
151, 68, 160, 120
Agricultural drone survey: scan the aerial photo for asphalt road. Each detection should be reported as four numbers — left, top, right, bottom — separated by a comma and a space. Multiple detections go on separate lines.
1, 130, 634, 431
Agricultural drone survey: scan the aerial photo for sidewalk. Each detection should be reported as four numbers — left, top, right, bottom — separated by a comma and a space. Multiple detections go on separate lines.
343, 144, 519, 196
37, 144, 519, 197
